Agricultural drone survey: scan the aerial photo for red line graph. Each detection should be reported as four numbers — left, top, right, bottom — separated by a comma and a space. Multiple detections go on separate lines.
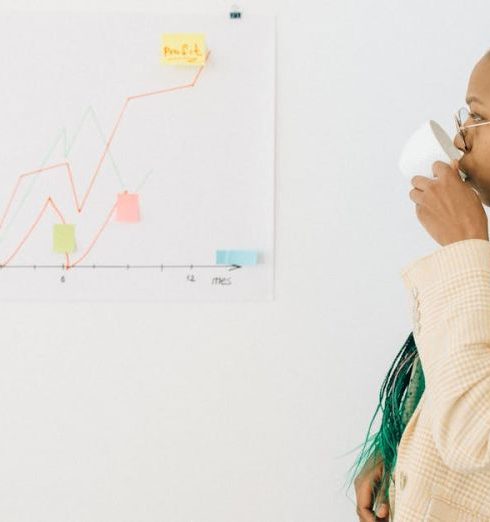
0, 51, 211, 269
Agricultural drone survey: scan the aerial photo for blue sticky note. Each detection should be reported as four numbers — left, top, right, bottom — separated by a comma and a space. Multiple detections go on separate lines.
216, 250, 258, 265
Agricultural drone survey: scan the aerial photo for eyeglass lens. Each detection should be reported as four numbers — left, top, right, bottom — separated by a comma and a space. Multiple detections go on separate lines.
457, 107, 470, 150
458, 107, 470, 126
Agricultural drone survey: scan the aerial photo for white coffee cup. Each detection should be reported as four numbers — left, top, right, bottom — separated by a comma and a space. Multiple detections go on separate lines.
398, 120, 467, 182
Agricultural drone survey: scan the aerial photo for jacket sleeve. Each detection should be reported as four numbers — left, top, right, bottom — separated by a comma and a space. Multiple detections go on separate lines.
400, 238, 490, 473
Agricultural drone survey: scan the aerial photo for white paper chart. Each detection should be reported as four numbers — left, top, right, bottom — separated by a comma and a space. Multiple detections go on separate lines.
0, 12, 275, 301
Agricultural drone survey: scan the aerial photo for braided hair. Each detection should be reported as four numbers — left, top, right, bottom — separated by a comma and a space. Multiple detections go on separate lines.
344, 331, 425, 510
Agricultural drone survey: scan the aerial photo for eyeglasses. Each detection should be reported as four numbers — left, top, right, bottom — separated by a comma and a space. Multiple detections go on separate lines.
454, 106, 490, 152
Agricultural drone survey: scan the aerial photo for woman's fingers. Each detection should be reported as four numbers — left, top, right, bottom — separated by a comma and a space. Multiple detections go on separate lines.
375, 501, 390, 520
355, 474, 378, 521
354, 456, 387, 521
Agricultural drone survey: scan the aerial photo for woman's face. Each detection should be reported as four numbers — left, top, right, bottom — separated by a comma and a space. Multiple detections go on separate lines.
453, 55, 490, 206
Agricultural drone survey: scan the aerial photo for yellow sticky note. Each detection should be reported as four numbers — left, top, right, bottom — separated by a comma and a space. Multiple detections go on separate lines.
161, 33, 206, 65
53, 224, 76, 253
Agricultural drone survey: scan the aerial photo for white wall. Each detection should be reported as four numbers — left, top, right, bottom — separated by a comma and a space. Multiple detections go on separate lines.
0, 0, 489, 520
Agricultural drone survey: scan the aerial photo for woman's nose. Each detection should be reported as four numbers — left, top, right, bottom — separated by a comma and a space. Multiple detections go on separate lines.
453, 131, 466, 152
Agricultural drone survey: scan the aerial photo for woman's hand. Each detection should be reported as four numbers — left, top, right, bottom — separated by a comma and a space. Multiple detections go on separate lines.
354, 453, 390, 521
409, 159, 489, 246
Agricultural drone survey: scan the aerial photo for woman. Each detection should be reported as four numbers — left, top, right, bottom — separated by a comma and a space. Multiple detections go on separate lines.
350, 47, 490, 521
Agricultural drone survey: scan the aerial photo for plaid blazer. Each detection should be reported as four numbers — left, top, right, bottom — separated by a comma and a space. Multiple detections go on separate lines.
388, 238, 490, 522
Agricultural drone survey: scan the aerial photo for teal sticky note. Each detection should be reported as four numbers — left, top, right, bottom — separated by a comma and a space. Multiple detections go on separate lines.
216, 250, 258, 265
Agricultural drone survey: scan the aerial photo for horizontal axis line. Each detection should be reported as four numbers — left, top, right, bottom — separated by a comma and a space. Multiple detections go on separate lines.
0, 263, 242, 270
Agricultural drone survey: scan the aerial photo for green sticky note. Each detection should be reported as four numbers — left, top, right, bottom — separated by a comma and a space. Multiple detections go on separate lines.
53, 224, 76, 253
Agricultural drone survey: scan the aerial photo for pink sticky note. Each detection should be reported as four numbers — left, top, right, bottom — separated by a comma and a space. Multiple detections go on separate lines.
116, 192, 140, 223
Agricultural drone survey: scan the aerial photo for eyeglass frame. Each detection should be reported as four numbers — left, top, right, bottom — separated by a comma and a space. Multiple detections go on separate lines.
454, 106, 490, 152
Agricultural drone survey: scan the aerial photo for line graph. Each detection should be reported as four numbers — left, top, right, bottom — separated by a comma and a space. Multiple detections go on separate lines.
1, 107, 121, 243
0, 12, 274, 301
0, 103, 155, 244
0, 51, 211, 270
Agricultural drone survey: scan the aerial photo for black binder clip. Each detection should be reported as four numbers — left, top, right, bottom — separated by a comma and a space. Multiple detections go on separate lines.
230, 4, 242, 19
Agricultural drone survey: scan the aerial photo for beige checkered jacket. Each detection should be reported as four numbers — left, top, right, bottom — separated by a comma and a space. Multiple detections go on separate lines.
389, 238, 490, 522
